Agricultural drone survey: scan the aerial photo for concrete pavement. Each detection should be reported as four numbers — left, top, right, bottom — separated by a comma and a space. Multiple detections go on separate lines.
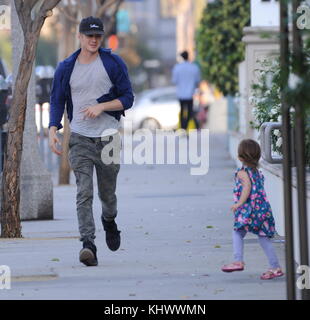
0, 133, 286, 300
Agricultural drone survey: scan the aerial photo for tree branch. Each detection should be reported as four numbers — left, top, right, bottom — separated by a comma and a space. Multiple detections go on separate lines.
102, 0, 123, 37
14, 0, 30, 35
58, 6, 80, 24
30, 0, 45, 21
38, 0, 62, 18
75, 0, 84, 13
112, 0, 123, 16
31, 0, 62, 33
96, 0, 118, 19
96, 0, 102, 9
28, 0, 40, 11
96, 0, 106, 11
14, 0, 23, 13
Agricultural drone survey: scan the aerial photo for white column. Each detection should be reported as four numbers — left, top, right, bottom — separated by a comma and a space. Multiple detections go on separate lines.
11, 0, 53, 220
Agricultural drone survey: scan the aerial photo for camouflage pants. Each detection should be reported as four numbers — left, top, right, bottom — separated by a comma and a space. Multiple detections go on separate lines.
68, 132, 120, 243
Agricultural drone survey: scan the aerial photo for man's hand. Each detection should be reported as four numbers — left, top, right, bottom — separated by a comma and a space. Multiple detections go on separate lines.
79, 104, 104, 119
49, 127, 62, 156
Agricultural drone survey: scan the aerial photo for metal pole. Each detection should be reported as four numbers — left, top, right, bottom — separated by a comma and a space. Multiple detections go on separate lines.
292, 0, 310, 300
280, 0, 296, 300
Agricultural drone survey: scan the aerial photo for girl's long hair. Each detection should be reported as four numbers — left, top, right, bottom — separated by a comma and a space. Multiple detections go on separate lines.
238, 139, 261, 169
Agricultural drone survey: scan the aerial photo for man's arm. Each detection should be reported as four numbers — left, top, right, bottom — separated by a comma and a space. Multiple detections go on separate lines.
49, 63, 66, 130
49, 125, 62, 156
81, 54, 134, 119
79, 99, 123, 119
111, 54, 134, 111
48, 63, 66, 156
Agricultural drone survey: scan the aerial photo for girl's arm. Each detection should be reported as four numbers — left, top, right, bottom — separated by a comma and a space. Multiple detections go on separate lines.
231, 170, 252, 212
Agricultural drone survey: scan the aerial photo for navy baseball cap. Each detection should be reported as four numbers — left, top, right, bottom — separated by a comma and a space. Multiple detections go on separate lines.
79, 16, 104, 35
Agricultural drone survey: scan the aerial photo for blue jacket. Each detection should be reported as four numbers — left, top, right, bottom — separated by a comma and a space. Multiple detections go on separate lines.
49, 48, 134, 130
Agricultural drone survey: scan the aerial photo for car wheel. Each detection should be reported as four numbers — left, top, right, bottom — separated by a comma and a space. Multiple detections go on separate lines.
140, 118, 161, 131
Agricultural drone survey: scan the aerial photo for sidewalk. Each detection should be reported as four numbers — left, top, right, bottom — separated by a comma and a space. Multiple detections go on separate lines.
0, 133, 286, 300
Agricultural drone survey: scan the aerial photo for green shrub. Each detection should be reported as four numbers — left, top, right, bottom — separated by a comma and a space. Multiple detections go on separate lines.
250, 57, 310, 166
197, 0, 250, 96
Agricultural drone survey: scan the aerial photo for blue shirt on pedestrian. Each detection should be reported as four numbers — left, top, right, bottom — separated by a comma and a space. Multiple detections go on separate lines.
172, 61, 201, 100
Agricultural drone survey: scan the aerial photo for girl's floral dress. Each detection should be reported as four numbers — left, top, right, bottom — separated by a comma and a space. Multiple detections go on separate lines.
233, 166, 276, 238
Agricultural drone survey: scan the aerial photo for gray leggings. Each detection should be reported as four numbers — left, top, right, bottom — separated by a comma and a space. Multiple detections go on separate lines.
233, 230, 281, 269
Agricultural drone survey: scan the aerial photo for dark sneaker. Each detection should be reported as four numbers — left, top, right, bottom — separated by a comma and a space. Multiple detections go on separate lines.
79, 240, 98, 266
101, 217, 121, 251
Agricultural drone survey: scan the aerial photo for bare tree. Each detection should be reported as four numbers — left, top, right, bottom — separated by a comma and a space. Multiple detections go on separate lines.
57, 0, 124, 46
1, 0, 61, 238
96, 0, 123, 41
56, 1, 80, 186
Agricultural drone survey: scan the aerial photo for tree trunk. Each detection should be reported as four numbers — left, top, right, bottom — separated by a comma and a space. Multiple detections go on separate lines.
57, 10, 77, 185
58, 115, 71, 185
1, 35, 39, 237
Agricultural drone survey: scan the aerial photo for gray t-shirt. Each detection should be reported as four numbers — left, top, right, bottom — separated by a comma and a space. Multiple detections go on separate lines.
69, 55, 120, 138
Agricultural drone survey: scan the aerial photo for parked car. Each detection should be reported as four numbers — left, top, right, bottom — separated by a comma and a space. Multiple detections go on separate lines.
122, 86, 180, 132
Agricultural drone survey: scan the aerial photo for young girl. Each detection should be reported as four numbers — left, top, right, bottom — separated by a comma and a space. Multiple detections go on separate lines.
221, 139, 284, 280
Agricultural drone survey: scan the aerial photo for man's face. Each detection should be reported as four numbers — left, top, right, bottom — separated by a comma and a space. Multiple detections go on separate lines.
79, 33, 103, 53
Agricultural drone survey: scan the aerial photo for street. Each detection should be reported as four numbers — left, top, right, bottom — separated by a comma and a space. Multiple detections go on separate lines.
0, 133, 286, 300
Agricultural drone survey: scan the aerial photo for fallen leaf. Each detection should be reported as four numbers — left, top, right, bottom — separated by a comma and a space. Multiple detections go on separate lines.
51, 258, 60, 262
214, 288, 225, 294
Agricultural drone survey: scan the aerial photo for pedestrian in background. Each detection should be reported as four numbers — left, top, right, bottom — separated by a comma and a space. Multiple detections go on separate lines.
172, 50, 201, 132
221, 139, 284, 280
195, 80, 215, 129
48, 17, 134, 267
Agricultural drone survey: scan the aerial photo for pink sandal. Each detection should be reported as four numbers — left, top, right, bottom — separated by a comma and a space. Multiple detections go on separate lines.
221, 262, 245, 273
260, 268, 284, 280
